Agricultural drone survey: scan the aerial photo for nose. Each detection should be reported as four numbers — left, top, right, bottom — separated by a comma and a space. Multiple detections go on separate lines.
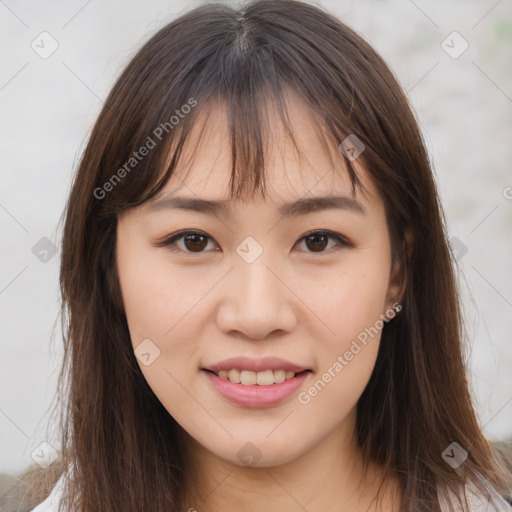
215, 253, 298, 341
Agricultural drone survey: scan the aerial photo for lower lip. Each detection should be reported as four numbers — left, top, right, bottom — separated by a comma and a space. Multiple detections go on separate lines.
203, 370, 310, 408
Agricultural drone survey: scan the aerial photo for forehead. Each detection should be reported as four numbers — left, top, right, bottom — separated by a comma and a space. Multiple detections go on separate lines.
153, 93, 382, 212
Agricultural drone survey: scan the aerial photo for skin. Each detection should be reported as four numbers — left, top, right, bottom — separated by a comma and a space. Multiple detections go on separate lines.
116, 94, 405, 511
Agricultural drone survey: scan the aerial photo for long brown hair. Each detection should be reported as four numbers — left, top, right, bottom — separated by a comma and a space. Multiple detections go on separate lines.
36, 1, 511, 510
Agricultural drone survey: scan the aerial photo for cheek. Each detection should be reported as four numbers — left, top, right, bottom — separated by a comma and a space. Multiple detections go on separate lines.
116, 237, 224, 391
299, 246, 391, 409
117, 253, 175, 342
307, 254, 391, 346
297, 262, 388, 423
116, 242, 207, 418
117, 241, 207, 344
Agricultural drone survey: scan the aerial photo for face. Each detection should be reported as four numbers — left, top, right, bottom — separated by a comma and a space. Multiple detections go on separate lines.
116, 96, 402, 470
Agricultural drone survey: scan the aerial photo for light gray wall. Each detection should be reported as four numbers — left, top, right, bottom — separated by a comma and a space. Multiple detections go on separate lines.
1, 0, 511, 475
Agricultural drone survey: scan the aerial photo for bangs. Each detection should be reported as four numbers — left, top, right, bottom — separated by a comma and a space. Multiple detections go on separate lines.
138, 89, 366, 208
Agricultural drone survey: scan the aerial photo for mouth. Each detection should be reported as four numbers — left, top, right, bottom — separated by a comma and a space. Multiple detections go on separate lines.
201, 357, 313, 408
201, 356, 313, 407
202, 368, 311, 386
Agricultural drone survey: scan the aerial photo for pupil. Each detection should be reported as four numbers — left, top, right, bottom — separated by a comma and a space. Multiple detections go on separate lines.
185, 234, 207, 252
307, 234, 327, 252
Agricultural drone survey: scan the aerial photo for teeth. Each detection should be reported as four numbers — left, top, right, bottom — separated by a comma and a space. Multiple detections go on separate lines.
274, 369, 286, 383
256, 369, 274, 385
227, 369, 240, 383
240, 370, 257, 385
216, 369, 299, 385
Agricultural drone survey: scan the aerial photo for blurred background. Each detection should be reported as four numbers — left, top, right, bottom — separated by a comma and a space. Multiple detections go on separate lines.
1, 0, 511, 504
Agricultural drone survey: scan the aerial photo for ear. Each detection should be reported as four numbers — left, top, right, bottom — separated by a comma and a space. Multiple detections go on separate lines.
385, 228, 413, 311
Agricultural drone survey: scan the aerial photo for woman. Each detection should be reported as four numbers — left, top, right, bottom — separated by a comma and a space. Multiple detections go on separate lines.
29, 1, 512, 510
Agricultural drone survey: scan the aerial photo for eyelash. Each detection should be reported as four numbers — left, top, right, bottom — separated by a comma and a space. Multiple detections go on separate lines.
156, 230, 352, 255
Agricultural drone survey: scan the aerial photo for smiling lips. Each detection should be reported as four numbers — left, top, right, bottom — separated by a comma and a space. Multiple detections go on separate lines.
202, 356, 312, 407
204, 355, 310, 385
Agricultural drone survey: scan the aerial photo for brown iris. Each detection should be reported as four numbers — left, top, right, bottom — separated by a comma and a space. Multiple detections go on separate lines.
304, 233, 329, 252
183, 233, 208, 252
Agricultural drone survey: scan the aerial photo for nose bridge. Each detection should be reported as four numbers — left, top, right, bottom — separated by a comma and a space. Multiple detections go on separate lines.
216, 240, 296, 339
239, 250, 276, 300
235, 234, 278, 294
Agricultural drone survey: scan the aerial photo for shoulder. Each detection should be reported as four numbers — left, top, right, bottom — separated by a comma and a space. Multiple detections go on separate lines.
438, 473, 512, 512
29, 471, 67, 512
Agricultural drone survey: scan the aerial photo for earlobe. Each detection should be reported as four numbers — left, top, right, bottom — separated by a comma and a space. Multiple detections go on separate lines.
386, 262, 405, 313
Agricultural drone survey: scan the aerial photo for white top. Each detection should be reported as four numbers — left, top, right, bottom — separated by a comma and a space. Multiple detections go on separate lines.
31, 470, 511, 511
30, 470, 66, 512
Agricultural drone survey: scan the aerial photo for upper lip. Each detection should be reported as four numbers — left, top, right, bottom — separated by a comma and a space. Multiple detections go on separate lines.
203, 356, 310, 374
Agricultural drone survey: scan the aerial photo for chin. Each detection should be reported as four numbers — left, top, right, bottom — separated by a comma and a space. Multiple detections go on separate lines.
204, 434, 311, 469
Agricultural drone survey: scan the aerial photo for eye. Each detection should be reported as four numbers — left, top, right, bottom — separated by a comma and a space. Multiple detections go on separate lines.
296, 230, 350, 253
157, 230, 351, 254
156, 230, 218, 253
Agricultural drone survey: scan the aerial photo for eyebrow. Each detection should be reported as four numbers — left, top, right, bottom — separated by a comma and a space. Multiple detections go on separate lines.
146, 193, 365, 218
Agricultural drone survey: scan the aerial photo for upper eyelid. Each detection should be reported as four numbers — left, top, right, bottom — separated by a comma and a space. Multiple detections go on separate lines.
155, 230, 211, 247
